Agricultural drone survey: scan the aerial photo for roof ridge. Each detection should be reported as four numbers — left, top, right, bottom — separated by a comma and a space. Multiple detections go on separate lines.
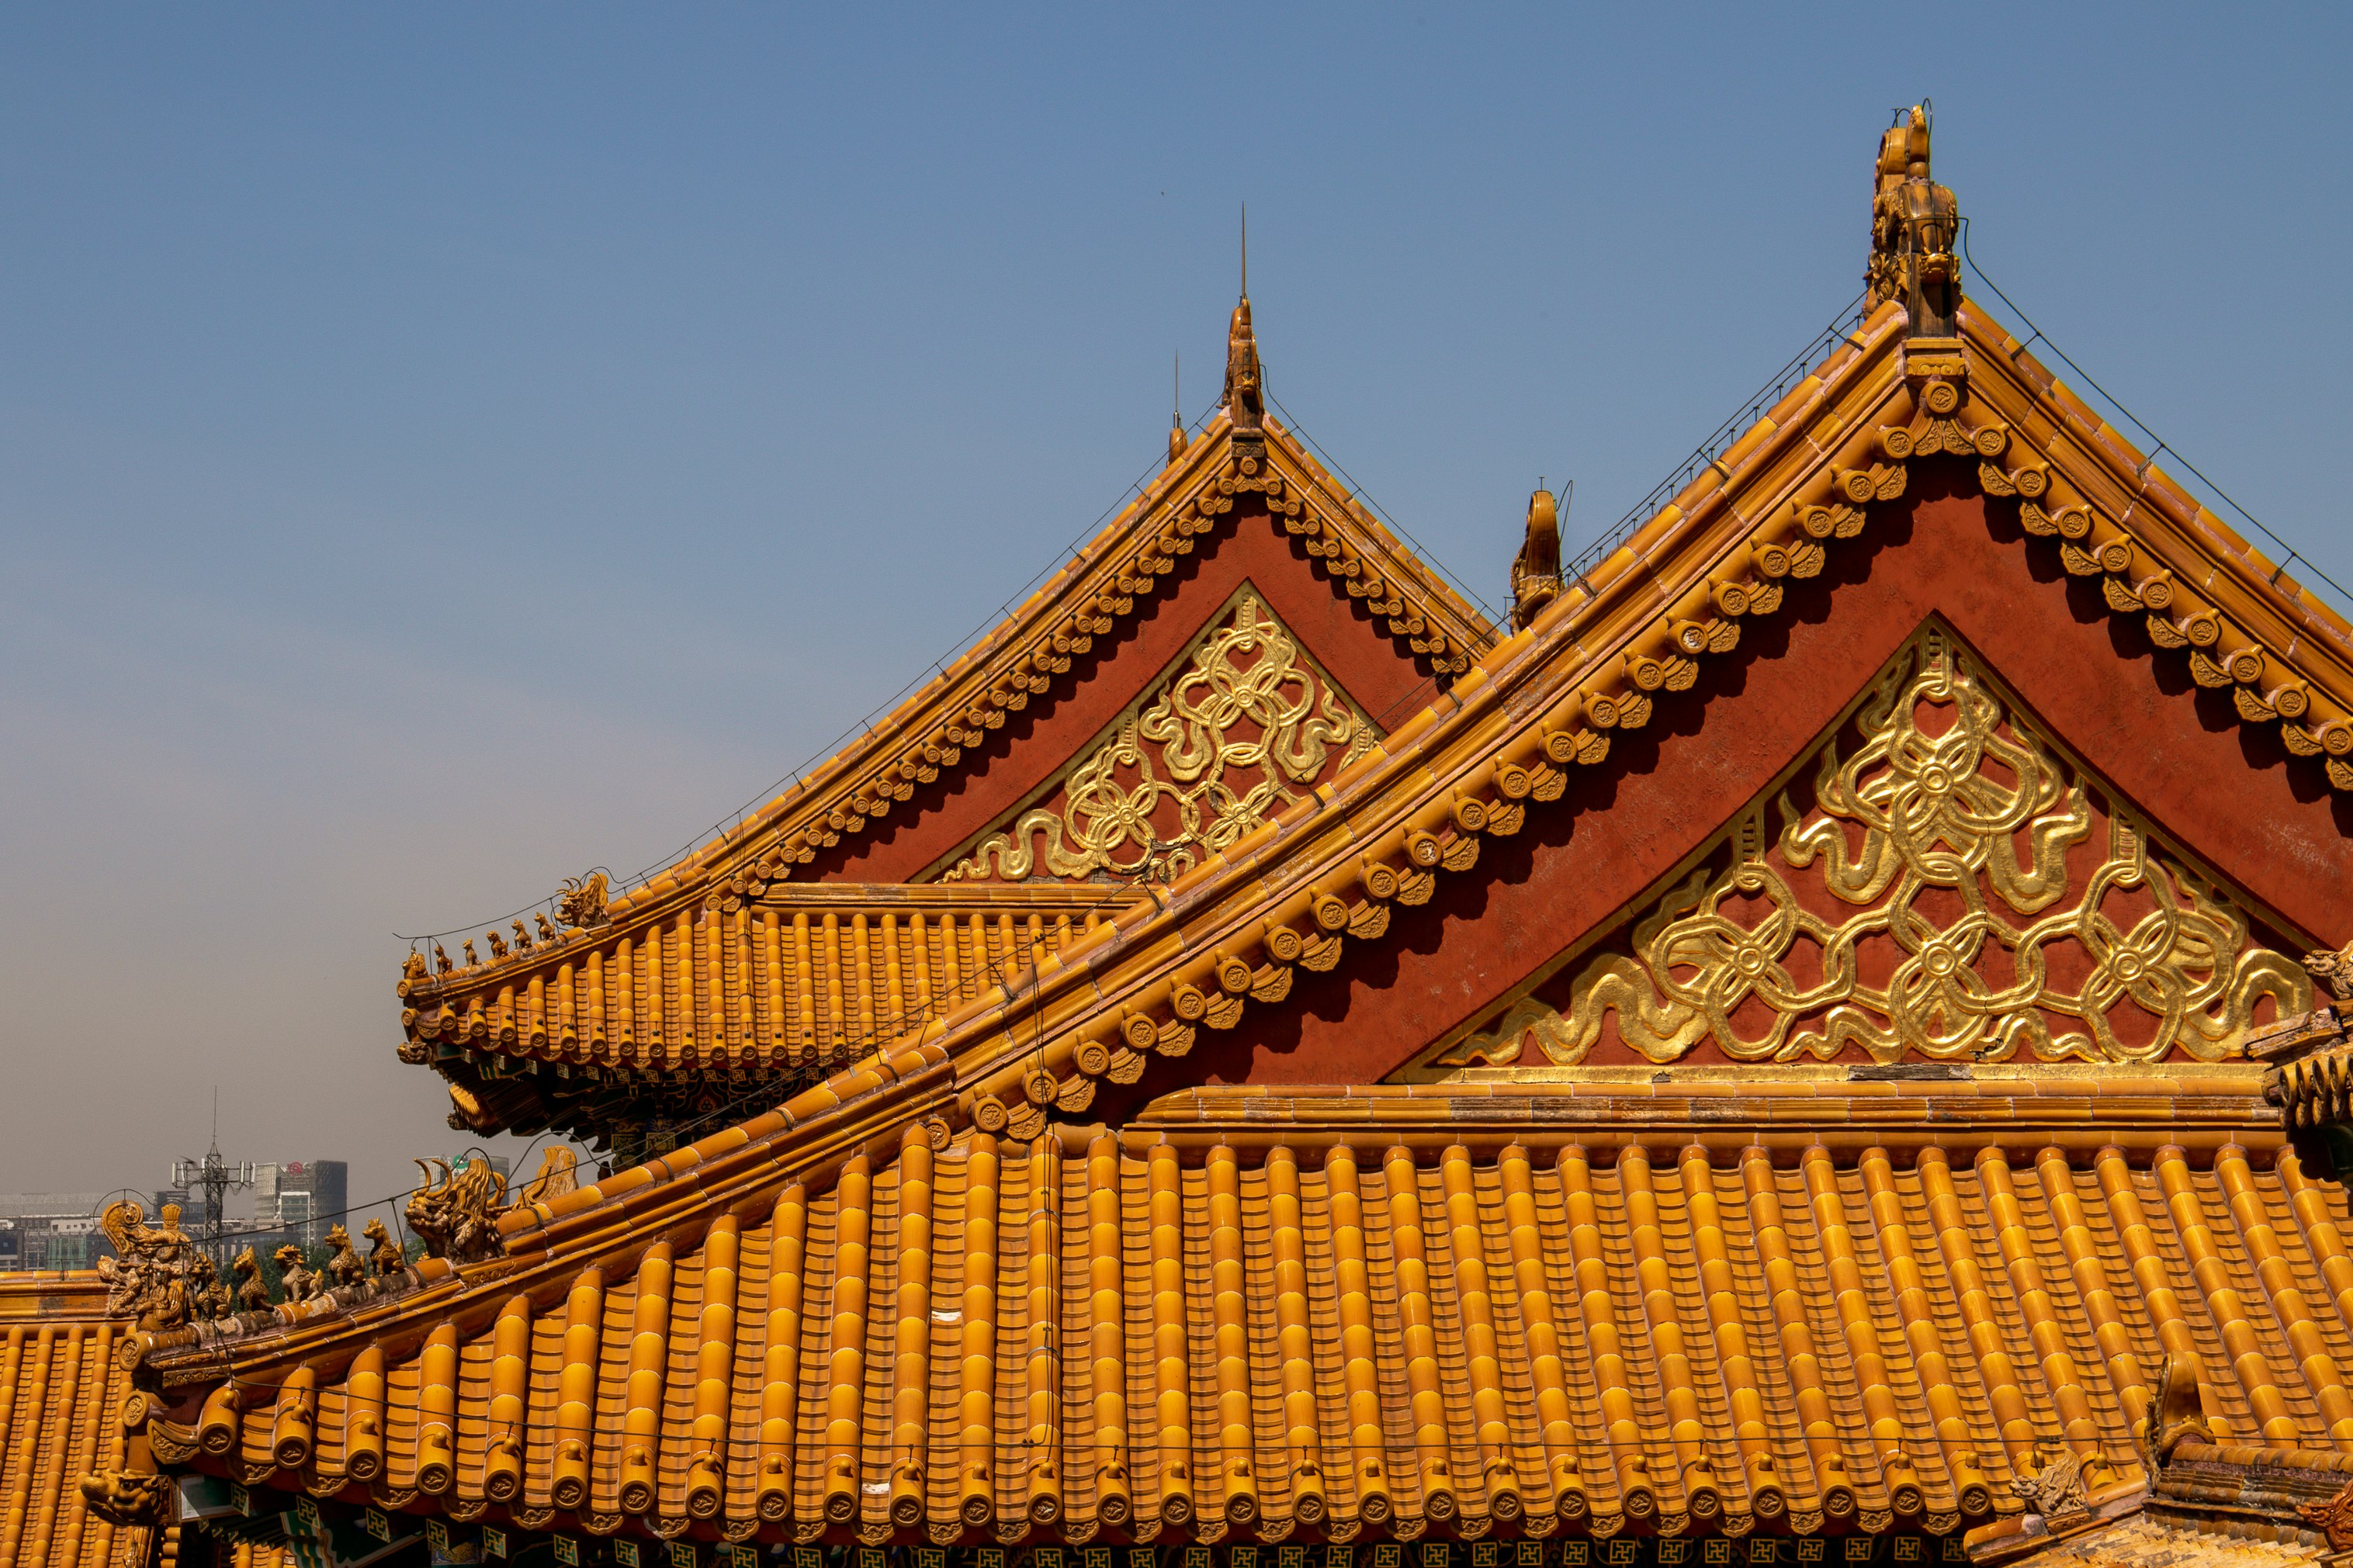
1962, 303, 2353, 673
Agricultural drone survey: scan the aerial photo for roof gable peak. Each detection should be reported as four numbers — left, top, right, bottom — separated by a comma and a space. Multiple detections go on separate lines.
393, 296, 1497, 1133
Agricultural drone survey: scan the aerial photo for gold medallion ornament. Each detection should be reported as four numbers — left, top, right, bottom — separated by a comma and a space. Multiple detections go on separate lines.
948, 594, 1376, 883
1436, 625, 2309, 1068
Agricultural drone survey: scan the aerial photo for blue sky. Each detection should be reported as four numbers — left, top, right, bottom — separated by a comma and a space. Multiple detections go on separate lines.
5, 5, 2346, 1210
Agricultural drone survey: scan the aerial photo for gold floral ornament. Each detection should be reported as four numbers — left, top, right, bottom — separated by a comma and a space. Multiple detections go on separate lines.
1439, 625, 2309, 1068
949, 594, 1375, 882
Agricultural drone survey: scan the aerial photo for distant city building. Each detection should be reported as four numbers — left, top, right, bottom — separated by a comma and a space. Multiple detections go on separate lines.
43, 1216, 103, 1271
250, 1160, 348, 1248
0, 1193, 109, 1272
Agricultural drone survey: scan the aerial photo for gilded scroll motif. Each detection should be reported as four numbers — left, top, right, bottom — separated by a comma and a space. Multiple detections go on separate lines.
948, 594, 1375, 883
1438, 626, 2309, 1068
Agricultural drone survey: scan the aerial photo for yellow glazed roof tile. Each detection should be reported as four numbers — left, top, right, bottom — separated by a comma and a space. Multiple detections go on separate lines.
127, 1109, 2353, 1551
0, 1279, 146, 1568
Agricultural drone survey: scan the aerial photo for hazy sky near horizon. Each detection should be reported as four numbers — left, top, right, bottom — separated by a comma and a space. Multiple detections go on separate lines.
5, 5, 2348, 1214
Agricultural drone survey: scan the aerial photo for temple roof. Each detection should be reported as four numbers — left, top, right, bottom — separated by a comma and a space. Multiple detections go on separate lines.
114, 266, 2353, 1532
106, 279, 2353, 1556
555, 286, 2351, 1170
428, 882, 1155, 1144
399, 394, 1499, 1138
71, 109, 2353, 1566
402, 242, 2353, 1140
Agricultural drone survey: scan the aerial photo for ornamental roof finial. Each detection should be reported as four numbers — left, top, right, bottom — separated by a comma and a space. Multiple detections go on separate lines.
1511, 485, 1564, 630
1168, 351, 1188, 467
1223, 205, 1264, 438
1867, 102, 1961, 338
1223, 298, 1263, 435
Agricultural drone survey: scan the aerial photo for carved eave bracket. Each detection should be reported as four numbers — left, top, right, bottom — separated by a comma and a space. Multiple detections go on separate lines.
1903, 334, 1966, 388
77, 1469, 170, 1528
2303, 1474, 2353, 1558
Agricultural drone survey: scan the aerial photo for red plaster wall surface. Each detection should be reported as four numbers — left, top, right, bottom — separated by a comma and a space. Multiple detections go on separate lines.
1156, 469, 2353, 1093
807, 498, 1447, 884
